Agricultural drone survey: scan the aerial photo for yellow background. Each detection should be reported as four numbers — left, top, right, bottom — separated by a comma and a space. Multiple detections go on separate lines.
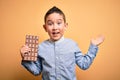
0, 0, 120, 80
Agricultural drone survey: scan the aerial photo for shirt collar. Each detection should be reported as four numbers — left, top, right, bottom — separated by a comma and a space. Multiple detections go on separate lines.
49, 36, 64, 45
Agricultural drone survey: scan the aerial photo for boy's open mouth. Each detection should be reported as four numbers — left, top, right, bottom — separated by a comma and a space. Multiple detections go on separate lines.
52, 32, 60, 35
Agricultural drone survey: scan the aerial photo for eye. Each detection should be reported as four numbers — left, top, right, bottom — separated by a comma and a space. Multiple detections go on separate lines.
57, 22, 62, 25
47, 22, 53, 26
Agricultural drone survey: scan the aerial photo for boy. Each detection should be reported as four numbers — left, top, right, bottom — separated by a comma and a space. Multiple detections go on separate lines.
20, 6, 104, 80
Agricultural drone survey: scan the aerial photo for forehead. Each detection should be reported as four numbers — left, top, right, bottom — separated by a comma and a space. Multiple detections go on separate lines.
46, 13, 64, 22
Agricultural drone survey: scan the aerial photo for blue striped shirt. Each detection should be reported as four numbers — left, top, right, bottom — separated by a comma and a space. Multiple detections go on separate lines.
22, 37, 98, 80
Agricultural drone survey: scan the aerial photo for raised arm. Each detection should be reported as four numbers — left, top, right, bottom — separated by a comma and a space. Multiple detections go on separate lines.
75, 35, 105, 70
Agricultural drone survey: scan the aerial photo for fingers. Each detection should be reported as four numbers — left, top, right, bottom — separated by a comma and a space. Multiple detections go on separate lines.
97, 35, 105, 44
91, 35, 105, 46
20, 45, 31, 58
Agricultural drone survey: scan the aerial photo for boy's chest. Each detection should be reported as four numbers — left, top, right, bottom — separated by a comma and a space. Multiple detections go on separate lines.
39, 45, 76, 67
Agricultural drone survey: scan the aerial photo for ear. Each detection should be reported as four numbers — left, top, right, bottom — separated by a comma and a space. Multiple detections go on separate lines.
64, 23, 68, 31
43, 24, 47, 32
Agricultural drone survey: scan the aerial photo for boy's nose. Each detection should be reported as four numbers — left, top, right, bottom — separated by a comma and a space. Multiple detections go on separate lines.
53, 24, 58, 30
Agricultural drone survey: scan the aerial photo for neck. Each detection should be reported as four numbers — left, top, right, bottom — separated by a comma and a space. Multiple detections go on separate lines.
49, 36, 64, 43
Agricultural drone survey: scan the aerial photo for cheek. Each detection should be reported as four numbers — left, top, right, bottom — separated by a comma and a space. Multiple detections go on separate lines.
45, 26, 51, 32
60, 27, 66, 32
46, 28, 53, 34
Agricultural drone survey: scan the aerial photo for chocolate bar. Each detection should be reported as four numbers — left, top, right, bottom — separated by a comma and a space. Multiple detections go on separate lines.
23, 35, 39, 61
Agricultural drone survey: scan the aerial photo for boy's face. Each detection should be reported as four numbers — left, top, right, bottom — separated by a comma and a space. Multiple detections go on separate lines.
43, 13, 68, 41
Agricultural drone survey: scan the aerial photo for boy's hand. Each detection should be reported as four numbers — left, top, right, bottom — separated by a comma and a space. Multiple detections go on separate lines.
20, 45, 31, 59
91, 35, 105, 46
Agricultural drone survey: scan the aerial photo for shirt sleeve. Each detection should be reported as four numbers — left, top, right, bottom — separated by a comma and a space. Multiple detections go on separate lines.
21, 56, 42, 76
75, 43, 98, 70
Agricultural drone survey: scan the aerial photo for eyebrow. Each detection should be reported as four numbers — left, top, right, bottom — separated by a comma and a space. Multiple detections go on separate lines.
46, 20, 52, 22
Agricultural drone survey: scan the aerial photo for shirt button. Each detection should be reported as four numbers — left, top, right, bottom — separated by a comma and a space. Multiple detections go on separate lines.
56, 57, 58, 59
55, 46, 58, 49
57, 77, 60, 80
56, 67, 59, 70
